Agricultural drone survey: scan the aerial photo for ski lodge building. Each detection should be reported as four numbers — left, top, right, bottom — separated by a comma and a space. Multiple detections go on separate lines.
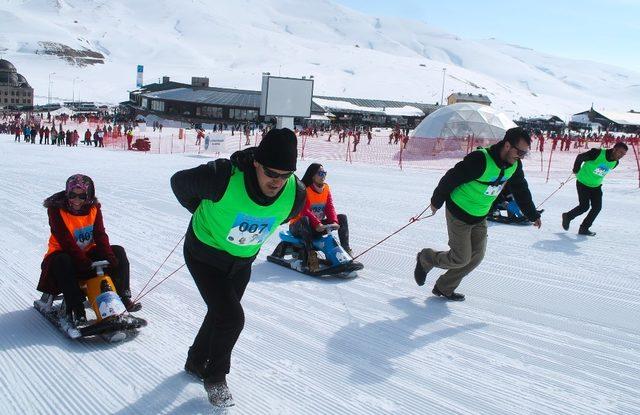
571, 108, 640, 133
123, 76, 439, 127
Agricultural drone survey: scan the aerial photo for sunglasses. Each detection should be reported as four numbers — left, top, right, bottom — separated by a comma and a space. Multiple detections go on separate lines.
511, 145, 529, 157
316, 170, 327, 178
262, 165, 293, 180
68, 192, 88, 200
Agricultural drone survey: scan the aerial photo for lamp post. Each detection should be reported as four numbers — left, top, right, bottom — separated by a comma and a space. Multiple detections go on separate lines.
72, 77, 79, 103
48, 72, 56, 105
440, 68, 446, 106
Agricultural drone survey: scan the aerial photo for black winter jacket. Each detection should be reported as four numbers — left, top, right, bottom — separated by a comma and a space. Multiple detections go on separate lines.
171, 147, 306, 267
431, 142, 540, 224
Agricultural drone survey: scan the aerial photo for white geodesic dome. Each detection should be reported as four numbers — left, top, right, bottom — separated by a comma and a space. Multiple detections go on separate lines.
403, 103, 517, 159
412, 103, 516, 140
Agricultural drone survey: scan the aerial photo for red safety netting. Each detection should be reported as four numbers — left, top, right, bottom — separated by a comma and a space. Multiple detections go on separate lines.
5, 117, 639, 186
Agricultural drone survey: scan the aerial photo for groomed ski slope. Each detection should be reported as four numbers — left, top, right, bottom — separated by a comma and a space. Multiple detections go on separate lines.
1, 137, 639, 414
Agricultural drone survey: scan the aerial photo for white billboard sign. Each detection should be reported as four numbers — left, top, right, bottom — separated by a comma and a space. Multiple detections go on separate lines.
260, 76, 314, 118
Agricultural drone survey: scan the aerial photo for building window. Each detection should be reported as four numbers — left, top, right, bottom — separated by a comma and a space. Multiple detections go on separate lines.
230, 108, 257, 121
11, 91, 15, 96
196, 106, 223, 119
11, 98, 14, 103
141, 98, 148, 108
151, 100, 165, 112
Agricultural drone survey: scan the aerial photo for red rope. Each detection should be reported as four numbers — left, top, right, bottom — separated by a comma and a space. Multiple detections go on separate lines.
127, 205, 436, 303
351, 205, 435, 261
537, 173, 574, 208
133, 264, 186, 303
131, 235, 185, 304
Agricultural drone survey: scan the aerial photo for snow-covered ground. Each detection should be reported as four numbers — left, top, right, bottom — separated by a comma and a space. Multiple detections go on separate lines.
1, 135, 639, 414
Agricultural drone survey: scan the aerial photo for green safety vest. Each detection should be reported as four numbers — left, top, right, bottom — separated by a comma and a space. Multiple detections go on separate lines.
576, 148, 617, 188
191, 168, 296, 257
450, 148, 518, 217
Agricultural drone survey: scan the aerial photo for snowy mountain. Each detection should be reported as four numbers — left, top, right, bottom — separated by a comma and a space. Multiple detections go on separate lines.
1, 0, 639, 118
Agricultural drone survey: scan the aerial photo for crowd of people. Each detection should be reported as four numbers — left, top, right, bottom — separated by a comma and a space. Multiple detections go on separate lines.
1, 111, 138, 149
531, 130, 640, 152
296, 125, 410, 152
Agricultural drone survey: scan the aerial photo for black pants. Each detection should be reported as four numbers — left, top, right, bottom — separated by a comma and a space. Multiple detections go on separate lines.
566, 181, 603, 230
289, 213, 350, 252
48, 245, 130, 312
184, 242, 252, 383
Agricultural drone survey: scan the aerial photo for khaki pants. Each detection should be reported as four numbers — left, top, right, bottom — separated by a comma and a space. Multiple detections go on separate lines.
418, 209, 487, 295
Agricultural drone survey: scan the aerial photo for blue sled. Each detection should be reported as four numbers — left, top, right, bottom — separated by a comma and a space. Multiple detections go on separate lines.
267, 228, 363, 279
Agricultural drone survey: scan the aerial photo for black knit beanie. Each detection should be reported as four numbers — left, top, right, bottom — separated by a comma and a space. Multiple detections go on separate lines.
254, 128, 298, 171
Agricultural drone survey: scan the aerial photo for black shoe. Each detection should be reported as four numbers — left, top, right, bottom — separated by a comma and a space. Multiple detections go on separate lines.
122, 297, 142, 312
414, 253, 433, 286
561, 213, 570, 231
432, 285, 465, 301
578, 228, 596, 236
66, 304, 87, 326
184, 358, 208, 381
204, 380, 235, 407
307, 250, 320, 273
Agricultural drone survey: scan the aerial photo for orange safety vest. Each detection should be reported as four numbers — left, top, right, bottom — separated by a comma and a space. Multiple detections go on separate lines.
46, 206, 98, 257
290, 184, 330, 224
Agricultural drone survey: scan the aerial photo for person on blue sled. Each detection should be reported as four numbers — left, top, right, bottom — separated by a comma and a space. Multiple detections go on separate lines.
488, 182, 544, 225
288, 163, 352, 272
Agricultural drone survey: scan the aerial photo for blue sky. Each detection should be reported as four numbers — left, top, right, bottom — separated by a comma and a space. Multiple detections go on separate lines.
335, 0, 640, 73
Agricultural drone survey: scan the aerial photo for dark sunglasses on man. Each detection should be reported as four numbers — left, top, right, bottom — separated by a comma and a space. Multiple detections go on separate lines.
316, 170, 327, 178
510, 144, 529, 157
262, 165, 293, 180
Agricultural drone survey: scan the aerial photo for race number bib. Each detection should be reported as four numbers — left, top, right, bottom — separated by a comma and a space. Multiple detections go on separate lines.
593, 164, 610, 177
74, 225, 94, 249
310, 203, 326, 220
484, 184, 504, 197
226, 214, 276, 246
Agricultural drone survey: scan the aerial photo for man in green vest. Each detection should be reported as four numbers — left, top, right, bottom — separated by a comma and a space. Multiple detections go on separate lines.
171, 128, 306, 408
414, 127, 542, 301
562, 142, 627, 236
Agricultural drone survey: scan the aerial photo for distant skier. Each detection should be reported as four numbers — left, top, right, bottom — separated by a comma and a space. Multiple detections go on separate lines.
171, 128, 306, 408
414, 127, 542, 301
562, 142, 628, 236
37, 174, 141, 328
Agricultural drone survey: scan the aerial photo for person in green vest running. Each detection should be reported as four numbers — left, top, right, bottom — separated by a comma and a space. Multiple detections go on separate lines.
562, 142, 628, 236
413, 127, 542, 301
170, 128, 306, 408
